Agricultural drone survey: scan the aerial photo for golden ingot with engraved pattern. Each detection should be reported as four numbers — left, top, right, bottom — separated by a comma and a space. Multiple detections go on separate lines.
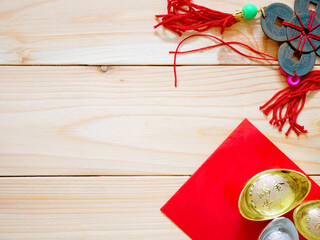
293, 200, 320, 240
238, 169, 311, 221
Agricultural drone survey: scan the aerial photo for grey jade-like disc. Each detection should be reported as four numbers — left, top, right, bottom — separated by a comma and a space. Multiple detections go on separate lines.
261, 3, 294, 42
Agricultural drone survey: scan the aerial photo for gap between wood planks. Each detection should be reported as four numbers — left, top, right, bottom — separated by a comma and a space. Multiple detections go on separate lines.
0, 175, 318, 178
0, 175, 191, 178
0, 64, 292, 67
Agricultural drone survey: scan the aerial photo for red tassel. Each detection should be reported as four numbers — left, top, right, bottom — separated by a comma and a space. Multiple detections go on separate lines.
260, 70, 320, 136
154, 0, 238, 36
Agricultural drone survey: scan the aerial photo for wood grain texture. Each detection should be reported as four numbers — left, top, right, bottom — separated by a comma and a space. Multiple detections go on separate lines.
0, 176, 318, 240
2, 1, 319, 239
0, 66, 319, 176
0, 176, 189, 240
0, 0, 295, 65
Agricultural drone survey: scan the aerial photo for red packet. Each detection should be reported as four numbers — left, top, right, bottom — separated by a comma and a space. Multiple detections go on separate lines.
161, 119, 320, 240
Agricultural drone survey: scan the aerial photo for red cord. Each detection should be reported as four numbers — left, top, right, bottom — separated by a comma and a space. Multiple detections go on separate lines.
283, 10, 318, 53
170, 34, 320, 136
159, 9, 320, 136
171, 33, 277, 87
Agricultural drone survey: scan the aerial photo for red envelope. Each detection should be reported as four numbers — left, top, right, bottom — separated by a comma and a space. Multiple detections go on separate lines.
161, 119, 320, 240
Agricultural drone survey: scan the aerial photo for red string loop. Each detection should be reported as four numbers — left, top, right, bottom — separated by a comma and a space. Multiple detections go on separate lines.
170, 34, 320, 136
157, 7, 320, 136
171, 34, 277, 87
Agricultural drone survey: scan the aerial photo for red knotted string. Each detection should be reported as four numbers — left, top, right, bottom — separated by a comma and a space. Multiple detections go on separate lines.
154, 0, 238, 35
259, 10, 320, 135
170, 33, 320, 136
282, 10, 318, 54
156, 4, 320, 136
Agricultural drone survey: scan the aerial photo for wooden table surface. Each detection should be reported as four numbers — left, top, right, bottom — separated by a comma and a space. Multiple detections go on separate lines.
0, 0, 319, 239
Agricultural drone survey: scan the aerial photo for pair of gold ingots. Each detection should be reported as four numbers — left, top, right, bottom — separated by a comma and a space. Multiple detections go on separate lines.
238, 169, 320, 240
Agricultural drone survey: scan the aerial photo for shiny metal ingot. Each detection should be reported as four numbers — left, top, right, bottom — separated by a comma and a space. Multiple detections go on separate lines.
293, 200, 320, 240
239, 169, 311, 221
259, 217, 299, 240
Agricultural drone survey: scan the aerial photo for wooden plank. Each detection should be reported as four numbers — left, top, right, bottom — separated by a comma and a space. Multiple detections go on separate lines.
0, 176, 319, 240
0, 176, 189, 240
0, 0, 295, 65
0, 66, 319, 175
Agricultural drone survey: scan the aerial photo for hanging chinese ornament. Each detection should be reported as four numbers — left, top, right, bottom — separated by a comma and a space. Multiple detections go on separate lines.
155, 0, 320, 136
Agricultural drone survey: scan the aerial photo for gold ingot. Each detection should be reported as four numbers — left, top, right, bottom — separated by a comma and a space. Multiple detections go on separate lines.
293, 200, 320, 240
239, 169, 311, 221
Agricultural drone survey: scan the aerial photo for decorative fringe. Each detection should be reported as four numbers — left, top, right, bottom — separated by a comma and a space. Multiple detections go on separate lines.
154, 0, 238, 36
260, 70, 320, 136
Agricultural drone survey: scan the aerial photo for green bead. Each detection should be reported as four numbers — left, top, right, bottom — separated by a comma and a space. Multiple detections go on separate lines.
242, 4, 258, 19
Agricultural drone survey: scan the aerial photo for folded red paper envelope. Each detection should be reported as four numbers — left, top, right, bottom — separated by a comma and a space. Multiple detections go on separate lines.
161, 119, 320, 240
